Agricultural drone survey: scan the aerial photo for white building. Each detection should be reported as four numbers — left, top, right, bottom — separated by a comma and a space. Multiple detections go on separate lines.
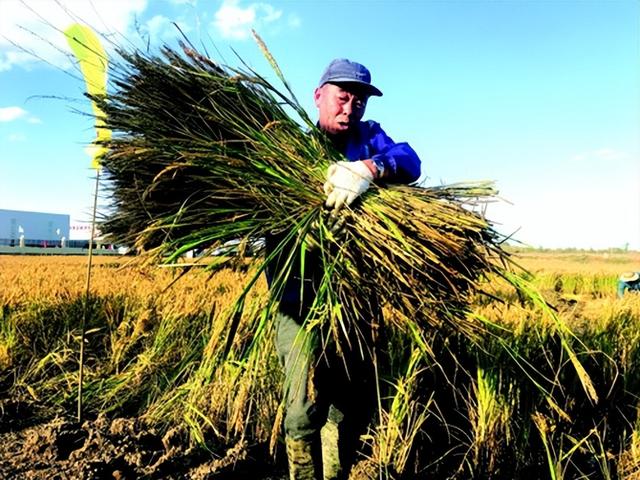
0, 209, 70, 247
69, 221, 97, 241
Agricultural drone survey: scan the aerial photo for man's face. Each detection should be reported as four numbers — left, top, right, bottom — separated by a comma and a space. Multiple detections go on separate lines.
314, 83, 368, 135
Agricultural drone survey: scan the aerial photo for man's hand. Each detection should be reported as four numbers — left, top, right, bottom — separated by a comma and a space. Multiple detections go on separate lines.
323, 160, 374, 212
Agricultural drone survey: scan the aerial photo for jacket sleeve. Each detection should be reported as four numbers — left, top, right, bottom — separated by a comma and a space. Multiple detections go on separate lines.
617, 280, 626, 298
366, 121, 422, 184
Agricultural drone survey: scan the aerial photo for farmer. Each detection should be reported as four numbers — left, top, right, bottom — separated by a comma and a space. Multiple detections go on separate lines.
618, 272, 640, 297
271, 58, 421, 480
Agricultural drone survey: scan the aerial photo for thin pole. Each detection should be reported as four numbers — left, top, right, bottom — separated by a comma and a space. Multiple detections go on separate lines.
78, 168, 100, 422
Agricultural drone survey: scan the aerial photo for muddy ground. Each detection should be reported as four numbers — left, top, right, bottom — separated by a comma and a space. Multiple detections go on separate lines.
0, 399, 288, 479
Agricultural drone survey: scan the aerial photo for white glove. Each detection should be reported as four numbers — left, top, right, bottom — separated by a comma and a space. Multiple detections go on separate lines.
323, 161, 374, 211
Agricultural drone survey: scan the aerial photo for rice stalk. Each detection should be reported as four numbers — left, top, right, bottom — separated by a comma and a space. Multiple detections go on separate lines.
368, 347, 433, 475
468, 366, 514, 472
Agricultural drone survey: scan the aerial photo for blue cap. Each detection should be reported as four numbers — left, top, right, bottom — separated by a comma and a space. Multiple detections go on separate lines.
318, 58, 383, 97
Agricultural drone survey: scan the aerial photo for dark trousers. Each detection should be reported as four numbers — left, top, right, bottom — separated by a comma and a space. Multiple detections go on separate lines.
276, 303, 379, 468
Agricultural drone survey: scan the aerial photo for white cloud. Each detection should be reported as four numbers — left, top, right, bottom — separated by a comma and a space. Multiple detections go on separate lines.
8, 132, 27, 142
288, 14, 301, 29
0, 107, 41, 124
142, 15, 190, 43
213, 0, 285, 40
0, 106, 27, 122
146, 15, 172, 39
0, 0, 147, 72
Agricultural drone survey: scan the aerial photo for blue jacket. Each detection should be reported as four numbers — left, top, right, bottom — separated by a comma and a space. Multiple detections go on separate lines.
341, 120, 421, 182
266, 120, 422, 307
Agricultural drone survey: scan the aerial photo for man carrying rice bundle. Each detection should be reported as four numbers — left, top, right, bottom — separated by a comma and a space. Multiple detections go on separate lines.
270, 58, 421, 480
88, 28, 539, 477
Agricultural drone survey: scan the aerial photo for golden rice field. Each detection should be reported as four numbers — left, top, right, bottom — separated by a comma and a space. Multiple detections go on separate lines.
515, 249, 640, 272
1, 250, 640, 479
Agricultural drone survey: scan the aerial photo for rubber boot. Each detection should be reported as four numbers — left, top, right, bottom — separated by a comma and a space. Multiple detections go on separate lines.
286, 436, 322, 480
321, 418, 343, 480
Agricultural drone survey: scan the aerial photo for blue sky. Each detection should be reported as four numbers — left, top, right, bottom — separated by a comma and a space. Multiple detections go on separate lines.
1, 0, 638, 249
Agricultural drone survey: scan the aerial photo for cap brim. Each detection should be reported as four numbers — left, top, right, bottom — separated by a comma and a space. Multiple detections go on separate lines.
324, 79, 383, 97
620, 272, 640, 282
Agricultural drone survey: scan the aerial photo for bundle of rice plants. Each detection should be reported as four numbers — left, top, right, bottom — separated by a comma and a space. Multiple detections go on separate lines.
96, 37, 508, 352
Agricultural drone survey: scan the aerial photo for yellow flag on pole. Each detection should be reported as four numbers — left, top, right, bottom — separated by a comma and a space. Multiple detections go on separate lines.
64, 23, 110, 169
